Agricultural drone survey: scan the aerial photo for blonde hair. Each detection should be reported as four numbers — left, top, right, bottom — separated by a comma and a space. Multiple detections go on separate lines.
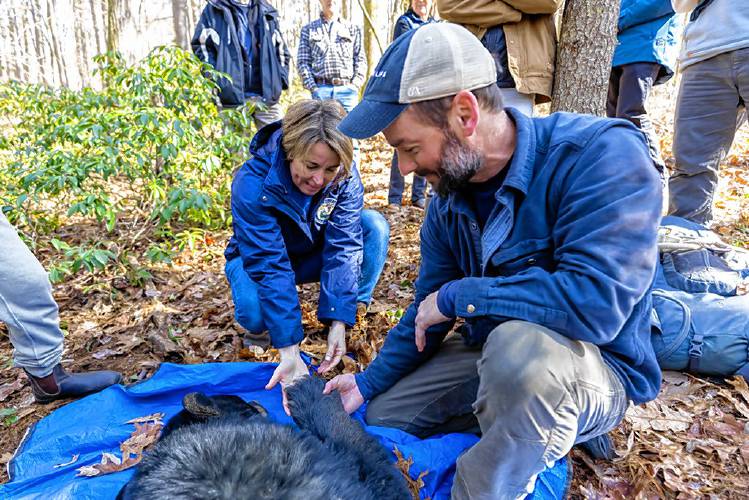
282, 99, 354, 178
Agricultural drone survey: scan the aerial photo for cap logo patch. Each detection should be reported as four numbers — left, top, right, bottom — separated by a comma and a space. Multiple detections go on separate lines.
407, 86, 422, 97
373, 70, 387, 78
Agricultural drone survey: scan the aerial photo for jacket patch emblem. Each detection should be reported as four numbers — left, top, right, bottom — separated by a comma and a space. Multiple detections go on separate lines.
315, 200, 336, 226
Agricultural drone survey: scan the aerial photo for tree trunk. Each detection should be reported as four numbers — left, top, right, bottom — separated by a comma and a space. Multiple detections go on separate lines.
106, 0, 120, 52
172, 0, 190, 48
550, 0, 620, 115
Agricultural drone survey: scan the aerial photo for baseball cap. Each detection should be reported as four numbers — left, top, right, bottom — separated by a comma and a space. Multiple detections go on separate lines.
338, 22, 497, 139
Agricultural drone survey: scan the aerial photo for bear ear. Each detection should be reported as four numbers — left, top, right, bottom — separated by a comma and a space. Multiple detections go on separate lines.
248, 401, 268, 417
182, 392, 220, 418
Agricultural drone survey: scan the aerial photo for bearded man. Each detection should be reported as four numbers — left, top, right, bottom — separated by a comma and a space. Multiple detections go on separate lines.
324, 23, 663, 499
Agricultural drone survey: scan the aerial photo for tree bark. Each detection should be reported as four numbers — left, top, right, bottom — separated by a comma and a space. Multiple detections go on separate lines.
172, 0, 190, 48
106, 0, 120, 52
550, 0, 620, 115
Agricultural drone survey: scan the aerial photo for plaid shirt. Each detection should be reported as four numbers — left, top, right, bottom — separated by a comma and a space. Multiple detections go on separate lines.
297, 14, 366, 91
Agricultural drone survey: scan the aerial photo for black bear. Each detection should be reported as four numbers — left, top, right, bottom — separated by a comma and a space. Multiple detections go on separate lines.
117, 376, 411, 499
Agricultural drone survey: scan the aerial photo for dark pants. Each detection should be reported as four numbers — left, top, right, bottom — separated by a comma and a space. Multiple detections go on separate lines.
608, 62, 666, 175
388, 152, 428, 205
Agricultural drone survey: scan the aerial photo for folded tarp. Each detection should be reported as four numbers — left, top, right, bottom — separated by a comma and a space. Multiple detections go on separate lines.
2, 362, 568, 499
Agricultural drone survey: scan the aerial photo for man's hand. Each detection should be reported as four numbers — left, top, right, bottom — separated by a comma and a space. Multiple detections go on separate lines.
415, 291, 451, 352
323, 373, 364, 414
266, 344, 309, 415
318, 321, 346, 373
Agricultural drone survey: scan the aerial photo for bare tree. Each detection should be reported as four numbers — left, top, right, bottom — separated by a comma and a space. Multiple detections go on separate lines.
550, 0, 620, 115
172, 0, 191, 48
106, 0, 120, 52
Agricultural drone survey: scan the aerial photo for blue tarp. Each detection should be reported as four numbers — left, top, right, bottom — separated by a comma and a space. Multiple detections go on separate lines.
2, 362, 568, 499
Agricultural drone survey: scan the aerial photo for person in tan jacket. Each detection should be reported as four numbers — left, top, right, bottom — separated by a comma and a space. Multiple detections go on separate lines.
437, 0, 562, 115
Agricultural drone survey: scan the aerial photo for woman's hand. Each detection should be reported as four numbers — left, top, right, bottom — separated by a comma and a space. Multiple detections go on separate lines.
318, 321, 346, 373
266, 344, 309, 415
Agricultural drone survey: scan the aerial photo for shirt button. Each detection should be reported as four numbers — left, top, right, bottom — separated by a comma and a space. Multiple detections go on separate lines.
470, 222, 478, 231
467, 304, 476, 313
527, 258, 536, 264
262, 195, 268, 201
331, 307, 335, 311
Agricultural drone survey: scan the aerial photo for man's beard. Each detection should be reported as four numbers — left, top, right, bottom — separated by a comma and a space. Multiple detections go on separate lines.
418, 128, 484, 197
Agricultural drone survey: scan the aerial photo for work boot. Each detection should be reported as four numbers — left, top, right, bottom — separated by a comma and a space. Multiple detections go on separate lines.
25, 364, 123, 404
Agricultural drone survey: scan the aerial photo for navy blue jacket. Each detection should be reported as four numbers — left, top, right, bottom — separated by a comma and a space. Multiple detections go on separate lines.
393, 9, 434, 41
613, 0, 683, 81
356, 110, 663, 405
225, 122, 364, 348
191, 0, 291, 106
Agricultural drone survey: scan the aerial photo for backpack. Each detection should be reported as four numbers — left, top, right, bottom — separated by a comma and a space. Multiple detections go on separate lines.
650, 216, 749, 381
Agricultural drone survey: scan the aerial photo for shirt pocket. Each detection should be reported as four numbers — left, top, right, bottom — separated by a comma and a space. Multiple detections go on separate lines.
490, 237, 554, 276
335, 32, 354, 59
308, 30, 328, 58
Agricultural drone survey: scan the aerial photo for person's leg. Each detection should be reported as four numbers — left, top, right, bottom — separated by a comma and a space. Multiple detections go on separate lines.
0, 212, 64, 377
333, 85, 361, 165
332, 84, 360, 113
311, 84, 334, 101
606, 66, 621, 119
251, 100, 283, 130
0, 212, 121, 402
669, 52, 742, 224
450, 321, 628, 500
500, 88, 534, 116
357, 209, 389, 306
225, 257, 265, 334
365, 334, 482, 437
615, 62, 667, 175
388, 152, 405, 205
411, 174, 428, 207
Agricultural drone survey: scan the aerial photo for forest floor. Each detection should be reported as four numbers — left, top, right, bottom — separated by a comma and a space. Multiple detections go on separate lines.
1, 82, 749, 498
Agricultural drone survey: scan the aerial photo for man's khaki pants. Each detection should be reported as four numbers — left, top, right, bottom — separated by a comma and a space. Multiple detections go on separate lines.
366, 321, 629, 499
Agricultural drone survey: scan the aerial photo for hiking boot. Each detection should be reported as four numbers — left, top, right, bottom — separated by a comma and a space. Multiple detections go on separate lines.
25, 364, 123, 404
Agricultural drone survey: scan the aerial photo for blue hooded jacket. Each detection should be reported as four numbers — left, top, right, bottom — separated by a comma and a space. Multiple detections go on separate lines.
393, 9, 434, 41
225, 122, 364, 348
613, 0, 683, 82
191, 0, 291, 106
356, 110, 663, 405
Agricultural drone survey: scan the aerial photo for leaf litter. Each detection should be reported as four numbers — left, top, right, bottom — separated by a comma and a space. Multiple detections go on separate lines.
0, 87, 748, 497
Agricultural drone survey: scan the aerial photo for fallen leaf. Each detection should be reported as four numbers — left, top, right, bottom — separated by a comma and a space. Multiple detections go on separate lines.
0, 378, 25, 402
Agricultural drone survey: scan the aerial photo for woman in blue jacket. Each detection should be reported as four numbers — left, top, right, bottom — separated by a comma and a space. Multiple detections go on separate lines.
224, 99, 389, 397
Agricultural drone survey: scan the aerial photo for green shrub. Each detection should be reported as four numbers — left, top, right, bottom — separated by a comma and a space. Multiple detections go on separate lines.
0, 46, 252, 283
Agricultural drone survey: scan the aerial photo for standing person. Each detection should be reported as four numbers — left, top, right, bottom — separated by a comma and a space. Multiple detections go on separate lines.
608, 0, 682, 178
668, 0, 749, 224
437, 0, 563, 116
388, 0, 434, 210
0, 214, 122, 403
224, 99, 389, 401
192, 0, 291, 130
297, 0, 366, 113
324, 23, 662, 498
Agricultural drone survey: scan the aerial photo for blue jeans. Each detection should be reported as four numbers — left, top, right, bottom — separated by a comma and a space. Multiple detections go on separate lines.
312, 84, 360, 164
0, 212, 63, 377
226, 209, 389, 333
311, 84, 359, 112
388, 152, 427, 205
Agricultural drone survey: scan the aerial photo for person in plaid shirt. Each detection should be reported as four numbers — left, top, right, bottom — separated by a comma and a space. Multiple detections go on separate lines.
297, 0, 366, 112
